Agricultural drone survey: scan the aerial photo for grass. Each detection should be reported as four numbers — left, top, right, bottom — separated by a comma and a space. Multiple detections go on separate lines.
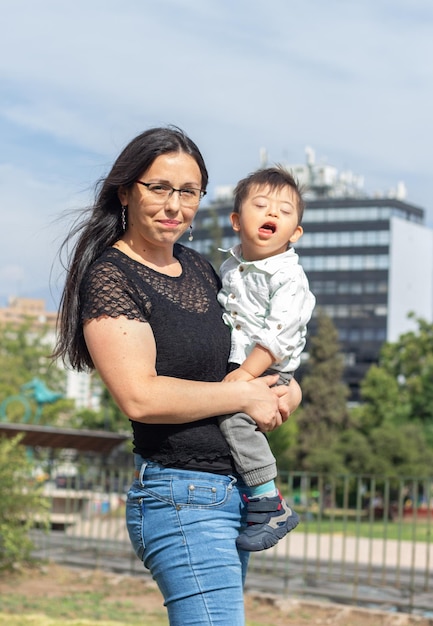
0, 561, 412, 626
0, 616, 278, 626
300, 516, 433, 542
0, 591, 168, 626
0, 619, 283, 626
0, 618, 138, 626
0, 580, 276, 626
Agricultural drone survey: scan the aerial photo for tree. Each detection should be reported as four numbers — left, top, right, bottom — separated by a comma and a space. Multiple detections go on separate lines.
71, 386, 129, 433
203, 206, 226, 270
293, 312, 350, 473
379, 315, 433, 432
349, 315, 433, 475
0, 435, 49, 570
268, 413, 298, 474
351, 364, 411, 433
0, 322, 62, 392
0, 321, 68, 425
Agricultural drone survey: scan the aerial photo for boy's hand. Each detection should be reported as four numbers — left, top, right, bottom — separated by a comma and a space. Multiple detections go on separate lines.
223, 367, 255, 383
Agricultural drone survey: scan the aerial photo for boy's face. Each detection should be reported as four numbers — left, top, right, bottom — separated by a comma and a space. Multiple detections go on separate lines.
230, 184, 303, 261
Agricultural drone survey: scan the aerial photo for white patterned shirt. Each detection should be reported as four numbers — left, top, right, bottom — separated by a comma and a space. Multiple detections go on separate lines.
218, 244, 316, 373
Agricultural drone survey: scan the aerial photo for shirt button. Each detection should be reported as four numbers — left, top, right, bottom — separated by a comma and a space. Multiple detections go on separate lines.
277, 324, 283, 330
235, 324, 241, 330
230, 293, 236, 299
239, 266, 244, 272
232, 311, 238, 316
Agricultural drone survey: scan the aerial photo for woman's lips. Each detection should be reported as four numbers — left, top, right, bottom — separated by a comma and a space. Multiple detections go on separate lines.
159, 220, 181, 227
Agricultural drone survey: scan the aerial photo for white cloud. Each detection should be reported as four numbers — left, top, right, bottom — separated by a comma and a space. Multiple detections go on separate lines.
0, 0, 432, 304
0, 163, 86, 305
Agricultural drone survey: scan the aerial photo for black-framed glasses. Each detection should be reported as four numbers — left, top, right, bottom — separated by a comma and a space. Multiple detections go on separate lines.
136, 181, 206, 207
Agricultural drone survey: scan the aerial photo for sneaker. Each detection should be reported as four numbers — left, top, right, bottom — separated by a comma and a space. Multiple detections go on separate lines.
236, 491, 300, 552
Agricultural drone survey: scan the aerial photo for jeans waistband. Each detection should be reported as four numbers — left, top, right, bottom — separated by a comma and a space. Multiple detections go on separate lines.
133, 457, 241, 487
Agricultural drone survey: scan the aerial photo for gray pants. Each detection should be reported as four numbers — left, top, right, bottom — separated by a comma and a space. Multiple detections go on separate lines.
218, 369, 292, 487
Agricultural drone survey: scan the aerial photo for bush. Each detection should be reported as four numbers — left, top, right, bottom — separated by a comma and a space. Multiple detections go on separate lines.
0, 435, 49, 571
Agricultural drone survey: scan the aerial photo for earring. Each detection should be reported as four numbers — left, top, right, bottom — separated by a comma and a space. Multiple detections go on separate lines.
121, 205, 127, 232
188, 224, 194, 242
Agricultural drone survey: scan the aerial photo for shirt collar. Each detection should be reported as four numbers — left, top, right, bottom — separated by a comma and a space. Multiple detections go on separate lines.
225, 243, 298, 272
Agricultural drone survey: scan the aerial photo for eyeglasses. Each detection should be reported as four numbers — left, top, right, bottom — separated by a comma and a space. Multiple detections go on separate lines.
136, 181, 206, 207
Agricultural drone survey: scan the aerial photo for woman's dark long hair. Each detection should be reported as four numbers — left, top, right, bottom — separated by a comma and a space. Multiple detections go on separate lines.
53, 126, 209, 371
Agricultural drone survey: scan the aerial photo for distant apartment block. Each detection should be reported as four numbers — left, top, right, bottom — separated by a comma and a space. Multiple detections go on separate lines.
0, 296, 57, 328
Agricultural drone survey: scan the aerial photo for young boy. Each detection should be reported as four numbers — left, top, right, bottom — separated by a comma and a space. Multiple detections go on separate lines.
217, 165, 315, 552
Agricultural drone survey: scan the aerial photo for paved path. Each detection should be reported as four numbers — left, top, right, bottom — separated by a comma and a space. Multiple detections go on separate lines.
266, 530, 433, 570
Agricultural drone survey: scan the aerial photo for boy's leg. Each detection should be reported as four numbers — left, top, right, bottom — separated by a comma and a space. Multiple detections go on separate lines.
218, 412, 277, 486
218, 413, 299, 552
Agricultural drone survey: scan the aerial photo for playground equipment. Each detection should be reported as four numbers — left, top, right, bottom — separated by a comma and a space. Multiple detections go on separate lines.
0, 378, 63, 423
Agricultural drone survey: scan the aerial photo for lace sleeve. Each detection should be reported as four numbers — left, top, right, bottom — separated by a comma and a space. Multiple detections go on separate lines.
81, 260, 150, 323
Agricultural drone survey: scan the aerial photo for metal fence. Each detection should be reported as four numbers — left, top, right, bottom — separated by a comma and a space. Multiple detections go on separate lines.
30, 469, 433, 617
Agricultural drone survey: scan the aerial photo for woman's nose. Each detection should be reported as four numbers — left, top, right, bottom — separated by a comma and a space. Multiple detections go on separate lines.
165, 191, 182, 210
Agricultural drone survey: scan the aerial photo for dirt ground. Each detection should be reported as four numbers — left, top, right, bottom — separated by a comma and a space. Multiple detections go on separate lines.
0, 562, 431, 626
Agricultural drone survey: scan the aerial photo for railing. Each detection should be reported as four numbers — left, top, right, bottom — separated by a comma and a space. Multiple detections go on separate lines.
31, 470, 433, 617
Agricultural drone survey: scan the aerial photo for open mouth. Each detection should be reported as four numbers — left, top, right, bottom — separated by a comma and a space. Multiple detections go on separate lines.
259, 222, 276, 233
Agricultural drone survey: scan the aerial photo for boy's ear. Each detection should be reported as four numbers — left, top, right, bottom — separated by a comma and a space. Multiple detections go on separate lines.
230, 212, 241, 232
289, 224, 303, 243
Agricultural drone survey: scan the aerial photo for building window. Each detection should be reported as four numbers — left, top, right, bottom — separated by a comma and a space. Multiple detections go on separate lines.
303, 206, 392, 223
311, 280, 389, 296
302, 255, 389, 272
299, 230, 390, 248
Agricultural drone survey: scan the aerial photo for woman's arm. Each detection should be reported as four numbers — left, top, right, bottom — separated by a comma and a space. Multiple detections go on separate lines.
84, 315, 282, 430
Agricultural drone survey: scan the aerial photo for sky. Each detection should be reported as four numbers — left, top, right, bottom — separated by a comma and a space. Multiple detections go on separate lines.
1, 0, 432, 310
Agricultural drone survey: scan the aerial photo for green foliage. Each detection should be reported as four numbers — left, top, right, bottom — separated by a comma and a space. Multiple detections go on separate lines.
293, 312, 350, 473
379, 315, 433, 425
351, 315, 433, 475
0, 322, 62, 394
285, 313, 433, 478
352, 365, 410, 432
0, 321, 127, 433
201, 206, 226, 270
268, 417, 298, 473
335, 429, 373, 475
368, 423, 433, 477
0, 321, 67, 425
0, 435, 49, 571
70, 386, 129, 433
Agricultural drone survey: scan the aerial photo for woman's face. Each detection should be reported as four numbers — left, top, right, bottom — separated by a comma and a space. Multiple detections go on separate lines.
118, 151, 203, 248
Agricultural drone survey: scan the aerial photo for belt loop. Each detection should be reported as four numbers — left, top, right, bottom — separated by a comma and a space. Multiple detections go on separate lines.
138, 461, 147, 485
228, 475, 238, 489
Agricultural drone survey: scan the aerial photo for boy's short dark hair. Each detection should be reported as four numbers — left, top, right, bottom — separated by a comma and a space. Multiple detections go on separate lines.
233, 165, 305, 222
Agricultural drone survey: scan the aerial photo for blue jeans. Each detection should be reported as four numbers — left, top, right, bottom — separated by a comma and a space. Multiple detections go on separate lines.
126, 457, 250, 626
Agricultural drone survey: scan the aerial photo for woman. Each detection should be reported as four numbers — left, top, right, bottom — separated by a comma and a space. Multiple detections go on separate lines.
54, 126, 301, 625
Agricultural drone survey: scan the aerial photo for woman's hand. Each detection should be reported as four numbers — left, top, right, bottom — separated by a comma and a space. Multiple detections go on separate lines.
272, 378, 302, 422
241, 374, 282, 432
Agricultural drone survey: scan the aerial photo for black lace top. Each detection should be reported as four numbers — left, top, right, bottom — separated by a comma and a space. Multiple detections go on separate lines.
81, 244, 235, 474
